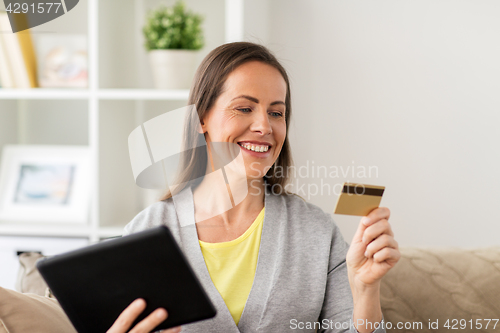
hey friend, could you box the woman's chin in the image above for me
[245,175,266,182]
[243,168,269,180]
[243,163,272,178]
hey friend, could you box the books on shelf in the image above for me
[0,12,38,89]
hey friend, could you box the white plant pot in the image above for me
[148,49,198,89]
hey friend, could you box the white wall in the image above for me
[255,0,500,247]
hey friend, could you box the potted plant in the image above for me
[143,0,204,89]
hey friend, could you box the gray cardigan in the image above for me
[123,185,386,333]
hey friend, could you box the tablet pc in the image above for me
[36,226,217,333]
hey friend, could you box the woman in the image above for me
[107,42,400,333]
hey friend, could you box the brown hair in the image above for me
[160,42,293,201]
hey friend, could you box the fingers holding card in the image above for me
[335,183,400,285]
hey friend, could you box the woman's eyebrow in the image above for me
[231,95,285,106]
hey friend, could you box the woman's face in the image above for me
[201,60,287,180]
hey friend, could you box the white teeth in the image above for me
[240,143,269,153]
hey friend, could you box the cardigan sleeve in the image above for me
[317,219,386,333]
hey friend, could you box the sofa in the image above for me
[0,252,76,332]
[1,248,499,332]
[380,247,500,333]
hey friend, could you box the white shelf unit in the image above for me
[0,0,244,244]
[0,89,190,100]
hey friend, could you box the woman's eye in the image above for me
[237,108,252,113]
[270,111,283,117]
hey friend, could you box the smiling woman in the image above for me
[111,42,400,333]
[158,42,294,202]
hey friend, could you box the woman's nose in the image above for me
[251,109,272,135]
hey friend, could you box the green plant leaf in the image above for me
[143,0,205,51]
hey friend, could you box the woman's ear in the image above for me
[197,118,205,134]
[197,108,213,134]
[198,110,210,134]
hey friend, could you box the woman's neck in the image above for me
[192,175,265,226]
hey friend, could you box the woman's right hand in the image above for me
[107,298,181,333]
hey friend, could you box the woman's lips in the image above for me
[237,142,272,158]
[238,142,270,152]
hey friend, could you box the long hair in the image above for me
[160,42,293,201]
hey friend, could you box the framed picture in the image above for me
[0,145,91,224]
[34,34,88,88]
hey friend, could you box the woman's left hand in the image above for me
[346,207,400,289]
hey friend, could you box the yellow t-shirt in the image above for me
[198,207,265,325]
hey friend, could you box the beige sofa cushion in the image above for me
[0,287,76,333]
[381,247,500,333]
[15,252,49,296]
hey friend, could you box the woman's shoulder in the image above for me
[122,198,177,236]
[272,191,338,232]
[279,192,331,217]
[270,191,349,262]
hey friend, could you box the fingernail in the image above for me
[364,251,369,257]
[134,299,144,307]
[361,217,370,225]
[156,308,167,318]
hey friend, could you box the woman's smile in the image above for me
[237,141,272,158]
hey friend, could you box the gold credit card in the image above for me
[333,182,385,216]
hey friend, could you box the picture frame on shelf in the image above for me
[34,34,88,88]
[0,145,91,224]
